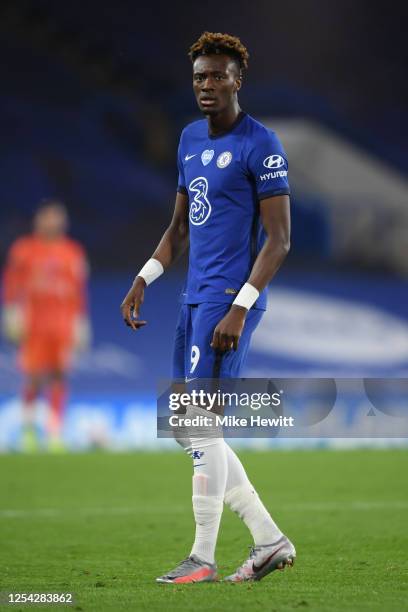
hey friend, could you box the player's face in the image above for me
[34,206,68,239]
[192,54,241,116]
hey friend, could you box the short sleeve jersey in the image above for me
[177,112,290,310]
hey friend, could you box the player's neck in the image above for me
[35,232,64,242]
[207,103,242,137]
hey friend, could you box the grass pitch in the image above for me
[0,450,407,611]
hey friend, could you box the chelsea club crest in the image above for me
[217,151,232,168]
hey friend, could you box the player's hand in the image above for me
[1,305,25,344]
[120,277,147,331]
[211,305,247,352]
[73,316,92,351]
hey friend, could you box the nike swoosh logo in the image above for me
[185,154,196,161]
[253,545,285,572]
[185,377,197,383]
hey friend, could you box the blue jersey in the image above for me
[177,112,290,310]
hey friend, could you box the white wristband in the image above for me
[136,258,164,286]
[232,282,260,310]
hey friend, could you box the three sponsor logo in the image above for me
[188,176,212,226]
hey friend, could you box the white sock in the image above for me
[190,472,224,564]
[187,405,227,564]
[224,443,283,545]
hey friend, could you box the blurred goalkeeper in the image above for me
[1,200,91,451]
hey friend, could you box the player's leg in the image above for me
[187,403,227,566]
[46,369,67,451]
[184,303,231,571]
[158,306,218,583]
[19,334,46,451]
[219,306,282,542]
[45,336,71,451]
[157,303,228,583]
[217,308,296,581]
[223,442,296,581]
[213,308,286,546]
[156,403,222,584]
[20,373,43,452]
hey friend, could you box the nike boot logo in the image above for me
[253,545,285,572]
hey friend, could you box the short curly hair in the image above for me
[189,32,249,72]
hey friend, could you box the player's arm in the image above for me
[2,240,26,304]
[211,195,290,352]
[151,192,190,268]
[1,240,29,343]
[120,192,189,331]
[246,195,291,291]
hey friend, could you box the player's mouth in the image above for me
[200,97,217,107]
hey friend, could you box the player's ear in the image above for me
[234,77,242,92]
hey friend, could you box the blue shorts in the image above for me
[172,302,263,380]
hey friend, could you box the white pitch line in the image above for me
[0,500,408,519]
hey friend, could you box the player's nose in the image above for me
[201,77,215,90]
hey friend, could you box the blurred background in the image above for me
[0,0,407,451]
